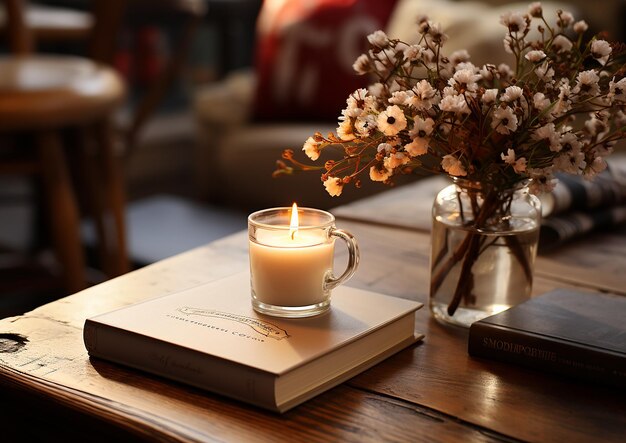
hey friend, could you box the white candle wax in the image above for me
[249,230,334,307]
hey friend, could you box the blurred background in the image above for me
[0,0,624,316]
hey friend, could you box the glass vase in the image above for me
[429,178,541,328]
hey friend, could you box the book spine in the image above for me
[468,323,626,388]
[83,320,279,410]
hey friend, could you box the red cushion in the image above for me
[252,0,398,122]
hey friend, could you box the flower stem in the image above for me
[430,230,472,296]
[504,235,534,284]
[447,232,481,316]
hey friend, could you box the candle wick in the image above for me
[291,230,296,240]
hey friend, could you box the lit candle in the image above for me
[249,203,334,308]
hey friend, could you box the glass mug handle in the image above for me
[324,227,360,291]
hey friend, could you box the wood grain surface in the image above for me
[0,186,625,442]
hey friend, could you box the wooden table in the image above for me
[1,177,625,442]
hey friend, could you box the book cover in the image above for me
[468,288,626,388]
[84,272,423,412]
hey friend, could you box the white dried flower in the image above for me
[501,148,516,164]
[609,77,626,102]
[404,45,424,62]
[441,155,467,176]
[535,62,554,81]
[355,114,376,136]
[498,63,514,79]
[369,165,391,182]
[559,132,582,155]
[440,93,470,114]
[411,117,435,138]
[354,120,370,137]
[502,86,524,102]
[377,105,407,136]
[323,177,343,196]
[450,49,471,65]
[421,48,436,63]
[302,137,320,161]
[449,69,481,92]
[533,123,561,151]
[344,89,367,118]
[404,138,429,157]
[584,156,607,178]
[501,149,528,173]
[406,117,435,157]
[591,40,611,66]
[482,89,498,105]
[389,90,411,106]
[455,62,478,73]
[500,11,528,34]
[416,16,430,34]
[533,92,551,112]
[529,167,557,193]
[480,64,496,81]
[551,35,573,53]
[427,22,448,44]
[557,11,575,28]
[572,70,600,96]
[352,54,370,74]
[528,2,542,17]
[337,118,355,141]
[375,48,397,72]
[384,152,410,170]
[554,151,586,174]
[554,81,572,115]
[573,20,588,34]
[492,106,518,134]
[349,88,368,102]
[525,50,546,62]
[367,30,389,48]
[409,80,438,110]
[377,143,392,154]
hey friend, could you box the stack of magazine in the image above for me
[539,158,626,251]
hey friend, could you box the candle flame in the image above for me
[289,203,298,240]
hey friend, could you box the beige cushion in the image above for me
[209,123,338,210]
[194,69,256,127]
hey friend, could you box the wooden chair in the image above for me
[90,0,206,155]
[0,0,206,152]
[0,0,129,293]
[0,1,93,43]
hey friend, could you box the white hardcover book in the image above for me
[83,272,423,412]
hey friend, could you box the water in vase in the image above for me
[429,216,540,328]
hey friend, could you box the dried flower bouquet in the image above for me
[275,2,626,318]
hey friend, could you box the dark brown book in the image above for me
[468,289,626,388]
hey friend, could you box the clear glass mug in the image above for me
[248,206,359,318]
